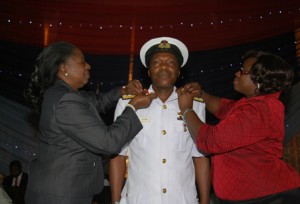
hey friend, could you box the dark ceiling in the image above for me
[0,0,300,54]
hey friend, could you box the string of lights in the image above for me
[2,8,300,30]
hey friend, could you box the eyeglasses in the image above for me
[240,68,250,75]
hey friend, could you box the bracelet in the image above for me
[126,103,136,112]
[112,202,120,204]
[183,108,194,122]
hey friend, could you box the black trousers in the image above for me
[218,188,300,204]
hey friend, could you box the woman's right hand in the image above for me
[128,89,157,110]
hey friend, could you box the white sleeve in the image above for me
[191,101,206,157]
[114,98,128,120]
[195,101,206,122]
[114,99,130,156]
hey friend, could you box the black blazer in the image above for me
[3,172,28,188]
[26,80,142,198]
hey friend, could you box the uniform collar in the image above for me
[149,85,178,103]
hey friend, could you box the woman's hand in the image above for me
[181,82,203,98]
[176,87,194,113]
[129,89,157,110]
[121,80,143,96]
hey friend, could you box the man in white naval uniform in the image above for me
[109,37,211,204]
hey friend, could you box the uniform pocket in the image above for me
[174,121,193,152]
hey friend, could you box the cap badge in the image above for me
[158,40,171,49]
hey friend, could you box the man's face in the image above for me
[11,166,21,178]
[148,52,180,89]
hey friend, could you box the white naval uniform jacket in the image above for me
[114,86,206,204]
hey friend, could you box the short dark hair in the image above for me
[242,50,265,62]
[9,160,22,171]
[244,51,294,94]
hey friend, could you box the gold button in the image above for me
[162,159,166,163]
[163,105,167,109]
[162,130,166,135]
[162,188,167,193]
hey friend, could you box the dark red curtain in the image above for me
[0,0,300,55]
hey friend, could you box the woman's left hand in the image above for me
[181,82,203,98]
[176,86,194,113]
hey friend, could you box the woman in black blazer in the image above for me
[24,41,156,204]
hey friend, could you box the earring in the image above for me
[64,73,68,77]
[257,83,260,89]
